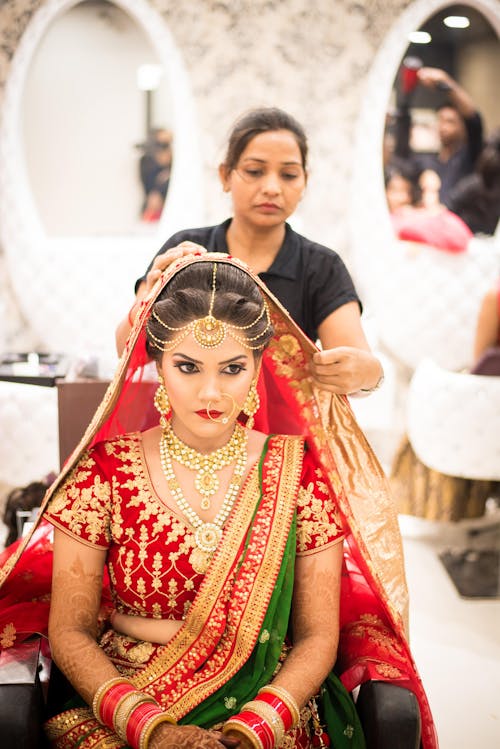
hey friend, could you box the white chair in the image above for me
[358,236,499,373]
[407,358,500,481]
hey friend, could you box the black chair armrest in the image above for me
[356,680,421,749]
[0,638,47,749]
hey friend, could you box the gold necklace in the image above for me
[161,422,247,510]
[159,433,248,574]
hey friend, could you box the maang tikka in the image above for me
[146,261,271,352]
[154,373,170,427]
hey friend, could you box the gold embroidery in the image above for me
[296,480,343,553]
[375,663,403,678]
[0,622,16,648]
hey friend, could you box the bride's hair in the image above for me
[145,261,274,362]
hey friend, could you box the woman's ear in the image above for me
[218,163,231,193]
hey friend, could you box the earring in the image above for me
[242,380,260,429]
[154,374,170,428]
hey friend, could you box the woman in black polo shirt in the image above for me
[116,108,383,395]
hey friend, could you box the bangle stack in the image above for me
[91,677,176,749]
[223,684,300,749]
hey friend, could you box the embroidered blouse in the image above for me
[45,434,344,620]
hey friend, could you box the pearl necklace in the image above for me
[161,422,247,510]
[159,428,248,574]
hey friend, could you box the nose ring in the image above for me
[207,394,239,424]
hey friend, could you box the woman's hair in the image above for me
[477,129,500,190]
[221,107,308,171]
[146,261,274,362]
[384,157,422,205]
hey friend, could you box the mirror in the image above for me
[383,3,500,240]
[349,0,500,373]
[22,0,174,236]
[0,0,203,362]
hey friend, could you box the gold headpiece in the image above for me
[146,262,272,352]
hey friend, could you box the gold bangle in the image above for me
[243,700,285,745]
[258,684,300,728]
[91,677,131,723]
[223,718,264,749]
[113,692,158,741]
[139,712,177,749]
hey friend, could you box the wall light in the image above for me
[444,15,470,29]
[136,64,163,92]
[408,31,432,44]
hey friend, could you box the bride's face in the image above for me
[160,330,258,449]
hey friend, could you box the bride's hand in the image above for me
[149,723,239,748]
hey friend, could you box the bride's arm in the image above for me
[271,541,343,705]
[48,528,122,703]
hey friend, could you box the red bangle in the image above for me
[100,683,135,727]
[237,710,274,749]
[254,692,293,733]
[126,702,164,749]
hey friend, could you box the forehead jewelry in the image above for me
[146,262,272,352]
[159,428,248,574]
[161,421,247,510]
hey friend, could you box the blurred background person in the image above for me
[393,64,484,207]
[448,129,500,236]
[139,127,173,222]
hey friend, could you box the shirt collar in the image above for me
[216,220,300,281]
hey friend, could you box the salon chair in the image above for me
[0,643,421,749]
[407,358,500,596]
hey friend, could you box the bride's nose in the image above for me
[198,376,222,403]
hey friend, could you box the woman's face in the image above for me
[385,174,413,213]
[220,129,306,228]
[160,331,258,450]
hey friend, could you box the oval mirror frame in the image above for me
[0,0,204,364]
[349,0,500,305]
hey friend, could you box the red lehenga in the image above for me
[0,254,438,749]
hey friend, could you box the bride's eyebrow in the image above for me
[218,355,249,365]
[172,353,202,364]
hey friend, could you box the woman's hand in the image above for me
[143,242,207,296]
[309,346,383,395]
[149,723,239,749]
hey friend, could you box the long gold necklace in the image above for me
[161,422,247,510]
[159,432,247,574]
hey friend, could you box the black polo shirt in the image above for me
[138,219,361,342]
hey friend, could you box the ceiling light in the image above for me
[408,31,432,44]
[444,15,470,29]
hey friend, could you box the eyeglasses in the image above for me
[155,142,171,151]
[233,166,305,188]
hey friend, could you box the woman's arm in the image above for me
[473,286,500,362]
[311,302,384,394]
[271,541,343,706]
[48,529,118,703]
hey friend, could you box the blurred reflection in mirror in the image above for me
[22,0,172,236]
[384,4,500,236]
[138,128,173,222]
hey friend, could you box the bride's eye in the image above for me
[223,363,246,375]
[175,361,199,374]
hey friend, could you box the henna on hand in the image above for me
[149,723,239,749]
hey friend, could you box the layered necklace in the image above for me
[161,422,247,510]
[159,424,248,574]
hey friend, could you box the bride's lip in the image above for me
[196,409,223,419]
